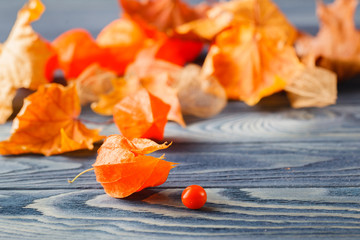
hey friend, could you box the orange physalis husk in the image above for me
[74,63,117,105]
[91,76,141,116]
[52,29,108,79]
[295,0,360,80]
[92,135,176,198]
[216,0,297,44]
[119,0,208,35]
[120,3,204,65]
[170,64,227,118]
[96,17,149,75]
[200,0,301,105]
[202,24,301,105]
[126,46,186,126]
[174,7,234,41]
[285,65,337,108]
[126,45,183,79]
[154,36,203,66]
[113,88,171,141]
[92,46,186,127]
[175,0,296,42]
[0,0,57,124]
[0,83,103,156]
[141,74,185,127]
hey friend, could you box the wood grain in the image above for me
[1,187,360,239]
[0,91,360,238]
[0,0,360,239]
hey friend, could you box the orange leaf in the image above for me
[0,0,57,123]
[119,0,208,34]
[93,135,174,198]
[96,17,148,75]
[113,88,171,140]
[295,0,360,80]
[0,84,103,156]
[52,29,108,79]
[74,63,117,105]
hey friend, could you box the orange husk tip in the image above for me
[113,88,171,141]
[93,135,176,198]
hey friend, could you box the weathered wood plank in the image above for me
[0,140,359,190]
[0,187,360,239]
[0,1,360,239]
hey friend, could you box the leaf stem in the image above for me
[68,168,94,183]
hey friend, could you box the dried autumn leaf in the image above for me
[52,29,108,79]
[285,66,337,108]
[113,88,171,140]
[93,135,175,198]
[295,0,360,80]
[119,0,208,34]
[96,17,148,75]
[0,0,57,124]
[0,84,103,156]
[75,63,116,105]
[171,64,227,118]
[203,24,301,105]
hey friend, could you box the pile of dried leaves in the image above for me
[0,0,358,196]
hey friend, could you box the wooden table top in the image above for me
[1,1,360,239]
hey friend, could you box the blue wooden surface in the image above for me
[1,0,360,239]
